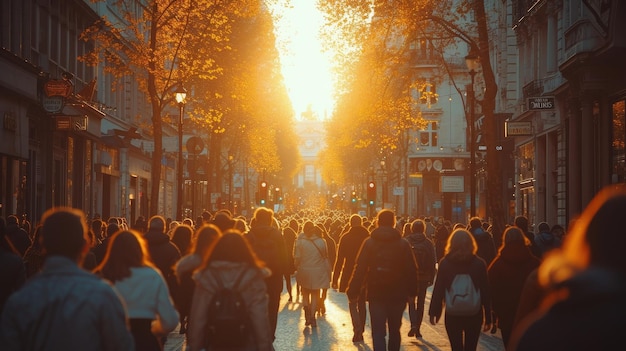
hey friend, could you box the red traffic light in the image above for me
[368,181,375,188]
[260,181,267,188]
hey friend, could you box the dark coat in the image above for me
[488,242,540,334]
[404,232,437,283]
[429,255,492,323]
[470,227,497,266]
[332,225,369,292]
[346,225,417,302]
[0,246,25,315]
[510,268,626,351]
[246,225,289,281]
[434,224,450,262]
[6,224,31,257]
[143,229,181,290]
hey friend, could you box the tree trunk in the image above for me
[148,1,162,216]
[473,0,505,234]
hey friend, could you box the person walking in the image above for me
[144,215,182,295]
[509,185,626,351]
[347,209,418,350]
[533,222,561,258]
[5,215,31,257]
[245,207,289,341]
[282,219,299,302]
[468,217,497,267]
[487,226,540,348]
[294,221,331,327]
[404,218,437,339]
[188,231,272,351]
[0,207,134,350]
[332,214,370,342]
[429,228,492,351]
[95,230,179,351]
[174,224,222,334]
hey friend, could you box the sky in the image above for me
[271,1,336,120]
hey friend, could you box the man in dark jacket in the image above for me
[468,217,497,266]
[144,215,181,292]
[246,207,288,342]
[5,215,31,257]
[347,209,418,350]
[404,219,437,338]
[332,214,370,342]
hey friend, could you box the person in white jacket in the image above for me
[95,230,179,351]
[294,221,331,327]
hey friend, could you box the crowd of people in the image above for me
[1,183,625,351]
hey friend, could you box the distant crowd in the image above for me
[1,184,625,351]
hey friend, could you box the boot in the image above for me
[304,306,311,326]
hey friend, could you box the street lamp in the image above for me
[175,83,187,221]
[465,51,479,217]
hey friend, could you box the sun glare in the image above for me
[271,1,335,120]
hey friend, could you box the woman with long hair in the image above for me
[188,230,272,351]
[294,221,331,327]
[95,230,179,351]
[428,229,492,351]
[174,224,222,334]
[488,226,540,348]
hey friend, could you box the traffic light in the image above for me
[367,181,376,206]
[351,191,357,204]
[259,180,268,206]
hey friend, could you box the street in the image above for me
[165,278,505,351]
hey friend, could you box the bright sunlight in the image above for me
[271,1,335,120]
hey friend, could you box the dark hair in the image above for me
[41,207,88,260]
[171,224,193,255]
[205,231,263,268]
[377,209,396,227]
[252,207,274,226]
[95,230,153,283]
[411,219,426,234]
[192,224,222,263]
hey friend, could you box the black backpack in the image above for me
[205,270,250,348]
[407,236,436,282]
[368,240,403,286]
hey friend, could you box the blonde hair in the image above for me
[444,229,477,262]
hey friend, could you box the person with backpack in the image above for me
[404,218,437,339]
[245,207,289,342]
[294,221,331,327]
[188,231,272,351]
[429,228,492,351]
[347,209,418,350]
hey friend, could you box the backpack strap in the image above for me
[309,238,328,259]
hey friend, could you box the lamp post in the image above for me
[175,83,187,221]
[465,52,479,217]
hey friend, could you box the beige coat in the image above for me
[294,233,331,290]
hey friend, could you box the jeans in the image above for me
[349,288,367,334]
[408,282,428,331]
[369,299,407,351]
[444,311,483,351]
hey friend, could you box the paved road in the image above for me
[165,278,505,351]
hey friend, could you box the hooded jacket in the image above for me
[470,227,497,266]
[347,225,417,302]
[143,228,181,289]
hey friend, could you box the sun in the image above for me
[271,1,335,120]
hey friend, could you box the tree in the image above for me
[320,0,504,231]
[81,0,297,216]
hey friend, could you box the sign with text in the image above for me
[527,96,555,110]
[440,176,465,193]
[505,121,533,137]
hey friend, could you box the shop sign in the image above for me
[42,96,64,113]
[44,79,73,97]
[505,121,533,137]
[527,96,555,110]
[54,115,87,131]
[440,176,465,193]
